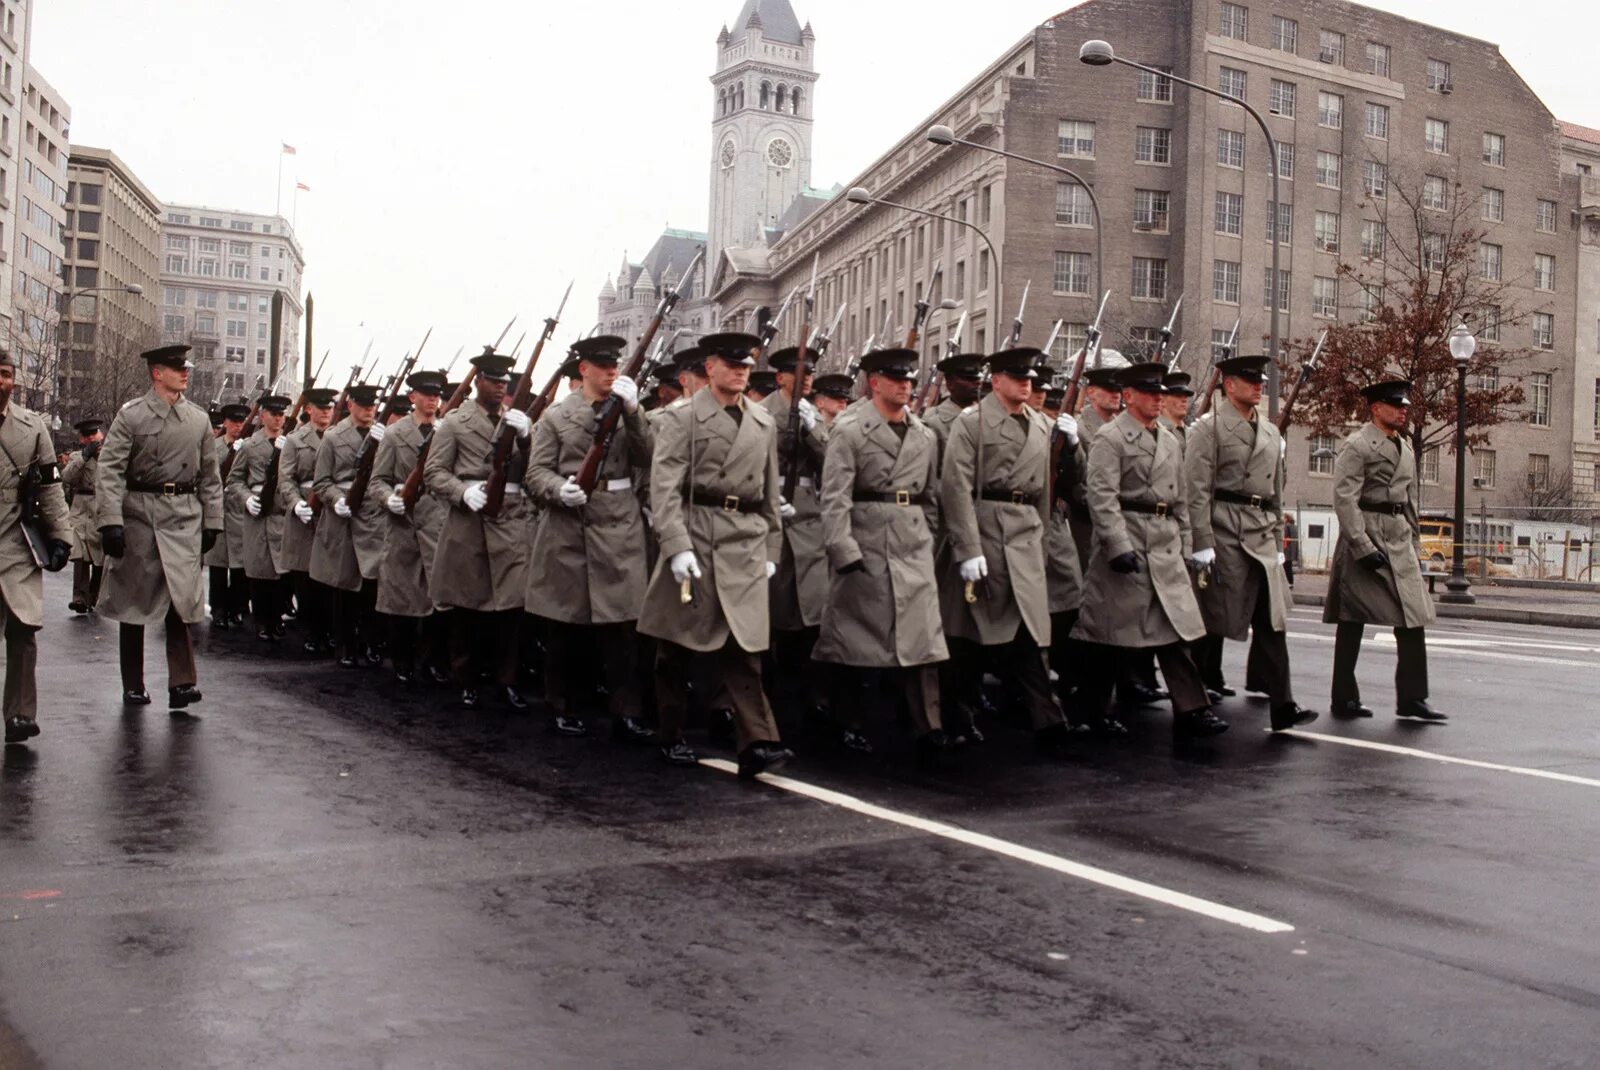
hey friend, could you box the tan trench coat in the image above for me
[938,393,1052,647]
[95,389,224,625]
[224,429,286,582]
[310,418,388,591]
[275,421,323,573]
[205,434,247,568]
[812,405,947,668]
[920,397,965,465]
[1323,423,1435,629]
[638,389,782,654]
[370,415,445,618]
[1185,403,1291,640]
[523,390,653,624]
[1073,410,1204,647]
[0,402,71,628]
[423,401,531,613]
[761,390,830,630]
[61,448,102,564]
[1046,437,1086,614]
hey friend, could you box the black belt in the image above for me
[127,479,198,496]
[853,489,928,506]
[1120,498,1174,517]
[980,488,1039,506]
[1359,499,1406,516]
[1215,488,1279,511]
[690,491,762,514]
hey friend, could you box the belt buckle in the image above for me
[722,495,740,512]
[895,489,911,506]
[1249,494,1264,509]
[1011,491,1027,505]
[162,481,179,496]
[1154,501,1169,518]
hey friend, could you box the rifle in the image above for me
[782,255,819,500]
[1154,294,1184,366]
[219,374,266,480]
[443,346,465,376]
[913,308,967,414]
[1168,341,1187,373]
[346,330,431,511]
[1277,329,1328,434]
[575,249,702,494]
[904,261,943,351]
[1193,315,1241,420]
[1053,291,1111,506]
[1007,279,1031,348]
[398,315,518,512]
[1040,319,1064,375]
[758,287,799,363]
[483,282,573,517]
[261,351,329,517]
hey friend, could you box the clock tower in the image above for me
[708,1,817,277]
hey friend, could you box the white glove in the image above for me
[503,408,531,438]
[1191,547,1217,569]
[273,436,286,450]
[246,494,262,517]
[558,475,588,508]
[1279,438,1287,460]
[367,422,386,444]
[959,556,989,583]
[462,482,488,512]
[333,498,352,518]
[386,493,407,516]
[765,560,777,580]
[1277,551,1287,567]
[669,550,702,583]
[612,376,640,414]
[230,438,244,453]
[294,500,314,524]
[779,496,797,520]
[1055,413,1079,445]
[642,506,654,528]
[798,398,817,432]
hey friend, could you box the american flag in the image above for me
[281,143,297,155]
[296,182,310,192]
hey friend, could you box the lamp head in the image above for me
[926,124,956,146]
[845,186,874,206]
[125,284,144,295]
[1448,323,1476,366]
[938,299,960,311]
[1078,40,1115,65]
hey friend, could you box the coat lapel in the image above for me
[696,389,739,448]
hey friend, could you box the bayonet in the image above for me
[493,315,517,351]
[946,310,968,357]
[1278,328,1330,434]
[814,302,847,353]
[1085,289,1112,369]
[1008,279,1032,348]
[443,345,464,375]
[1041,319,1064,367]
[1155,294,1184,364]
[1168,341,1186,372]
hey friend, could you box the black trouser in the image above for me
[829,663,941,738]
[946,631,1063,733]
[291,571,332,647]
[332,579,379,659]
[768,625,828,715]
[654,638,780,751]
[543,619,641,721]
[1077,642,1210,723]
[250,577,282,635]
[2,597,39,723]
[120,606,197,692]
[71,560,103,608]
[209,566,247,618]
[390,612,447,676]
[1049,608,1088,710]
[1194,634,1227,692]
[1332,622,1428,709]
[448,609,521,688]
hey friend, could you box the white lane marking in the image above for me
[1285,631,1596,669]
[1288,612,1600,651]
[1272,730,1600,789]
[698,759,1295,935]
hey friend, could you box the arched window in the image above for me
[791,87,802,115]
[734,84,744,110]
[759,81,770,109]
[775,85,787,113]
[718,89,727,116]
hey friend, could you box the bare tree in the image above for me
[1513,464,1589,524]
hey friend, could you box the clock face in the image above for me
[767,138,793,168]
[720,140,736,168]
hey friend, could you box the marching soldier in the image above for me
[1072,362,1225,738]
[62,417,105,614]
[939,347,1076,754]
[0,350,72,744]
[524,336,654,741]
[1160,371,1192,450]
[311,384,389,667]
[1077,364,1123,442]
[372,370,450,684]
[384,395,412,426]
[1044,396,1091,726]
[424,350,533,710]
[1324,380,1445,721]
[95,344,224,709]
[206,401,250,628]
[745,369,777,403]
[811,372,853,425]
[227,393,291,640]
[919,353,982,461]
[278,387,336,653]
[1184,356,1317,732]
[812,348,951,759]
[637,332,792,778]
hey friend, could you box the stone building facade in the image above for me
[10,64,70,413]
[1560,122,1600,512]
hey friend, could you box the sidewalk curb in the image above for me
[1291,592,1600,630]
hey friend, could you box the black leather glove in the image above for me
[838,559,866,575]
[100,525,126,558]
[1110,551,1142,575]
[201,528,221,554]
[1359,549,1391,571]
[45,539,71,572]
[83,441,101,460]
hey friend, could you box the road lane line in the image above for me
[698,758,1295,935]
[1272,730,1600,789]
[1285,631,1595,669]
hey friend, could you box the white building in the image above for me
[10,62,70,413]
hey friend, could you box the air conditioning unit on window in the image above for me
[1320,49,1338,62]
[1439,82,1453,94]
[1318,239,1339,253]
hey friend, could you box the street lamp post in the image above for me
[1079,39,1283,420]
[924,124,1103,304]
[1441,323,1477,605]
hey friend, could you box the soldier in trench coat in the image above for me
[62,418,105,613]
[225,394,291,641]
[205,403,250,627]
[1323,379,1444,722]
[277,389,336,652]
[311,384,390,666]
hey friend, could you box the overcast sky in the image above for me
[33,0,1597,387]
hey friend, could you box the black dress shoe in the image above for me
[914,730,956,767]
[738,742,793,779]
[337,654,358,669]
[394,666,414,685]
[460,688,479,709]
[1332,700,1374,719]
[168,684,203,709]
[272,621,287,638]
[1206,688,1224,704]
[707,707,735,743]
[4,717,40,743]
[1174,707,1229,739]
[502,687,529,711]
[611,717,656,744]
[839,728,874,754]
[1125,683,1166,708]
[552,715,588,736]
[1214,685,1237,698]
[1270,703,1320,731]
[124,688,152,707]
[1397,700,1448,722]
[1096,716,1130,738]
[427,665,452,685]
[364,648,383,666]
[256,627,273,641]
[212,617,231,631]
[1035,722,1078,758]
[67,600,87,614]
[303,639,323,655]
[661,740,699,766]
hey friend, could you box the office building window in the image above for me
[1475,449,1496,489]
[1319,30,1345,64]
[1423,233,1445,273]
[196,290,218,309]
[1273,142,1295,180]
[1482,132,1505,167]
[1532,312,1553,350]
[1529,373,1553,426]
[1053,251,1091,295]
[1481,187,1504,223]
[1135,127,1171,164]
[1312,275,1338,317]
[1052,324,1088,363]
[1219,67,1247,101]
[1269,79,1296,117]
[1317,91,1342,128]
[1536,199,1557,233]
[163,314,185,334]
[1057,120,1095,158]
[1366,41,1391,77]
[1422,175,1449,210]
[1420,446,1440,485]
[1478,306,1501,343]
[1215,190,1243,235]
[1364,102,1389,139]
[1357,284,1380,322]
[1265,201,1293,244]
[1363,160,1387,198]
[1361,219,1385,259]
[1137,66,1173,102]
[1220,3,1248,40]
[1217,128,1245,169]
[1271,15,1297,52]
[1056,182,1093,226]
[1424,118,1449,154]
[1134,189,1170,231]
[163,287,186,306]
[1211,329,1234,361]
[1131,257,1168,299]
[1316,151,1341,188]
[1534,253,1555,291]
[1213,259,1241,303]
[228,293,248,311]
[1527,453,1550,490]
[1262,268,1290,312]
[1309,434,1337,475]
[1314,210,1340,251]
[1427,58,1451,91]
[1479,241,1502,280]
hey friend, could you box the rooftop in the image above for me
[731,0,803,45]
[1559,121,1600,146]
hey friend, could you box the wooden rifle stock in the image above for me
[483,315,564,518]
[260,376,320,518]
[783,315,815,500]
[1193,367,1224,419]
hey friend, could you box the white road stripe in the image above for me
[1285,631,1595,669]
[1272,730,1600,789]
[699,758,1295,935]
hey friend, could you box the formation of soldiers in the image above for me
[3,312,1449,766]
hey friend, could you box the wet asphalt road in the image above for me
[2,573,1598,1069]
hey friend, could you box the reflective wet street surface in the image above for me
[3,576,1598,1068]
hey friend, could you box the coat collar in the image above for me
[693,386,746,446]
[1113,409,1158,457]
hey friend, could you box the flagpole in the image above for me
[275,148,283,217]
